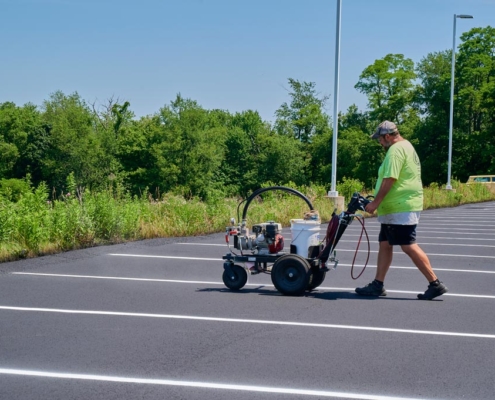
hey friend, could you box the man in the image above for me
[355,121,448,300]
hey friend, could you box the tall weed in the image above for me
[1,181,494,262]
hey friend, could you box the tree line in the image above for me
[1,26,494,201]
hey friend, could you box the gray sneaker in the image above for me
[417,282,448,300]
[355,281,387,297]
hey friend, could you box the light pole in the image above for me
[446,13,473,190]
[328,0,341,197]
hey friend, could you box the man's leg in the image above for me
[375,240,393,282]
[401,243,448,300]
[400,243,437,282]
[355,238,391,297]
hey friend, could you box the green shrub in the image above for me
[0,177,32,202]
[1,179,494,262]
[337,177,366,203]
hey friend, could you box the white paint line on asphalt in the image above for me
[0,305,494,339]
[177,243,230,246]
[179,241,495,250]
[108,250,495,268]
[11,273,222,285]
[109,254,221,261]
[424,216,495,219]
[419,224,495,229]
[368,230,495,236]
[428,217,495,221]
[0,368,424,400]
[420,236,495,241]
[306,240,495,248]
[368,241,495,248]
[356,265,495,274]
[358,228,495,234]
[110,250,495,260]
[334,249,495,259]
[10,273,495,298]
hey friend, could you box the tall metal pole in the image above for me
[329,0,341,197]
[447,14,473,190]
[446,14,457,191]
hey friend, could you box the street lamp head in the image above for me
[456,14,473,19]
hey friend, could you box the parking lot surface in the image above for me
[1,201,494,399]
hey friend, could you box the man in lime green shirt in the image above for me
[355,121,448,300]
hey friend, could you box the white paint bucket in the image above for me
[290,219,320,257]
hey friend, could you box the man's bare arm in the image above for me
[365,177,396,214]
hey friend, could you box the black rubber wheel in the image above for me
[222,264,248,290]
[271,254,311,296]
[307,270,326,291]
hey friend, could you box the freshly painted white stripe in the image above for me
[335,229,495,236]
[415,231,495,236]
[420,225,495,230]
[409,236,495,242]
[11,272,495,298]
[109,251,495,263]
[417,225,495,231]
[12,272,222,285]
[419,220,493,231]
[108,250,495,274]
[418,242,495,248]
[0,305,494,338]
[424,216,495,219]
[335,239,495,248]
[0,368,422,400]
[327,249,495,259]
[109,254,221,261]
[178,243,229,246]
[362,227,495,233]
[352,265,495,274]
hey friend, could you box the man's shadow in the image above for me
[196,287,419,301]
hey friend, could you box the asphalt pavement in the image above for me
[1,201,494,400]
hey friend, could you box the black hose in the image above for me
[241,186,315,221]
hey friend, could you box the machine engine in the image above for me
[227,221,284,254]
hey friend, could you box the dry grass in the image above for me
[1,182,494,263]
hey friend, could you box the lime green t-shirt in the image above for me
[375,140,423,216]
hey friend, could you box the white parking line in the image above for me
[388,230,495,236]
[344,240,495,248]
[424,216,495,220]
[341,224,495,228]
[107,253,495,273]
[0,305,494,338]
[346,235,495,242]
[419,224,495,229]
[110,250,495,260]
[0,368,425,400]
[10,273,495,299]
[355,229,495,236]
[332,249,495,259]
[182,241,495,249]
[109,254,221,261]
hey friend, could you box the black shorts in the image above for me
[378,224,417,246]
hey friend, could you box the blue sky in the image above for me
[1,0,493,123]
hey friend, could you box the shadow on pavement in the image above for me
[196,287,418,301]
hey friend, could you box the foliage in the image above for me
[336,177,366,203]
[1,180,493,262]
[0,25,494,261]
[0,176,32,202]
[355,54,417,124]
[274,78,331,143]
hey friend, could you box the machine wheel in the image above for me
[222,264,248,290]
[271,254,311,296]
[307,270,326,291]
